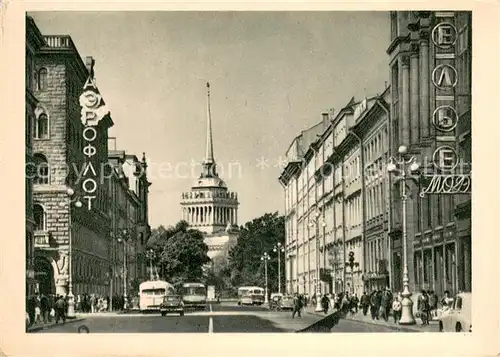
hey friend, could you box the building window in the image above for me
[37,68,48,90]
[25,111,32,147]
[390,12,398,40]
[33,204,46,231]
[26,55,33,90]
[33,153,50,185]
[35,113,49,139]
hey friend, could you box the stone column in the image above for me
[401,55,411,146]
[410,50,420,145]
[419,33,430,138]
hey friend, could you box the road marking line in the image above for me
[208,317,213,333]
[210,304,212,312]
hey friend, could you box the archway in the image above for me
[34,256,54,295]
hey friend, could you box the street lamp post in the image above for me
[261,252,270,304]
[117,229,130,310]
[308,211,327,312]
[273,242,285,294]
[387,145,420,325]
[65,188,82,318]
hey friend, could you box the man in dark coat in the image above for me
[370,290,379,320]
[292,293,303,318]
[54,295,67,324]
[321,294,330,314]
[40,293,50,324]
[360,292,370,316]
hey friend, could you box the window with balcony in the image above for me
[34,204,46,231]
[37,68,48,91]
[35,113,49,139]
[33,153,50,185]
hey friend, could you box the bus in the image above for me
[139,280,175,312]
[180,282,207,310]
[237,286,265,306]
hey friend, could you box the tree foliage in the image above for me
[221,212,285,294]
[148,220,211,285]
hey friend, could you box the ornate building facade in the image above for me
[108,145,152,297]
[26,16,46,297]
[280,88,391,297]
[27,16,153,301]
[387,11,472,300]
[180,83,239,261]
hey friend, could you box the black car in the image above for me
[159,295,184,316]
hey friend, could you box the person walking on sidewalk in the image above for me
[351,294,359,314]
[321,294,330,314]
[292,293,303,319]
[370,290,379,320]
[417,290,430,325]
[54,295,67,324]
[391,296,402,324]
[40,293,50,324]
[360,292,370,316]
[380,288,392,321]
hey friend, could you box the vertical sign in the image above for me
[421,12,471,196]
[79,77,108,209]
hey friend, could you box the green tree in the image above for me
[227,212,285,294]
[147,220,211,285]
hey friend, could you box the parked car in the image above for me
[159,295,184,316]
[269,293,283,310]
[438,292,471,332]
[279,295,294,311]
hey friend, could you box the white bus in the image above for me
[238,286,265,306]
[181,282,207,310]
[139,280,175,312]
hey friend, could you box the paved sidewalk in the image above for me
[27,317,85,333]
[341,311,439,332]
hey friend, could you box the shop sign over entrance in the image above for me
[421,12,471,196]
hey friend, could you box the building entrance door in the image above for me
[34,256,54,295]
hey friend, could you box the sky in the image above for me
[29,11,390,228]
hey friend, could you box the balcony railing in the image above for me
[43,35,77,50]
[34,230,50,247]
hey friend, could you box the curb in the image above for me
[27,318,86,333]
[341,316,429,332]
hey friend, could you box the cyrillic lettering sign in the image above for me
[79,77,107,210]
[420,174,471,196]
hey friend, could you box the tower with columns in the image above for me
[180,82,239,260]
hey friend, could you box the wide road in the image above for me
[34,303,410,333]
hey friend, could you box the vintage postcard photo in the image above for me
[2,2,499,356]
[23,10,473,334]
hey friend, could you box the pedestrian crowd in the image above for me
[287,288,456,326]
[26,293,71,328]
[26,292,130,329]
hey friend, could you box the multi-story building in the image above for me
[30,21,114,296]
[25,16,46,297]
[387,11,472,298]
[108,143,151,297]
[280,89,391,297]
[180,83,239,265]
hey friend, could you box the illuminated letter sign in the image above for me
[420,174,471,196]
[422,13,470,196]
[79,76,107,210]
[432,146,458,172]
[433,106,458,132]
[432,64,458,89]
[431,22,457,49]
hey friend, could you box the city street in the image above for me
[32,303,422,333]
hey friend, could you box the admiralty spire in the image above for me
[180,82,239,261]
